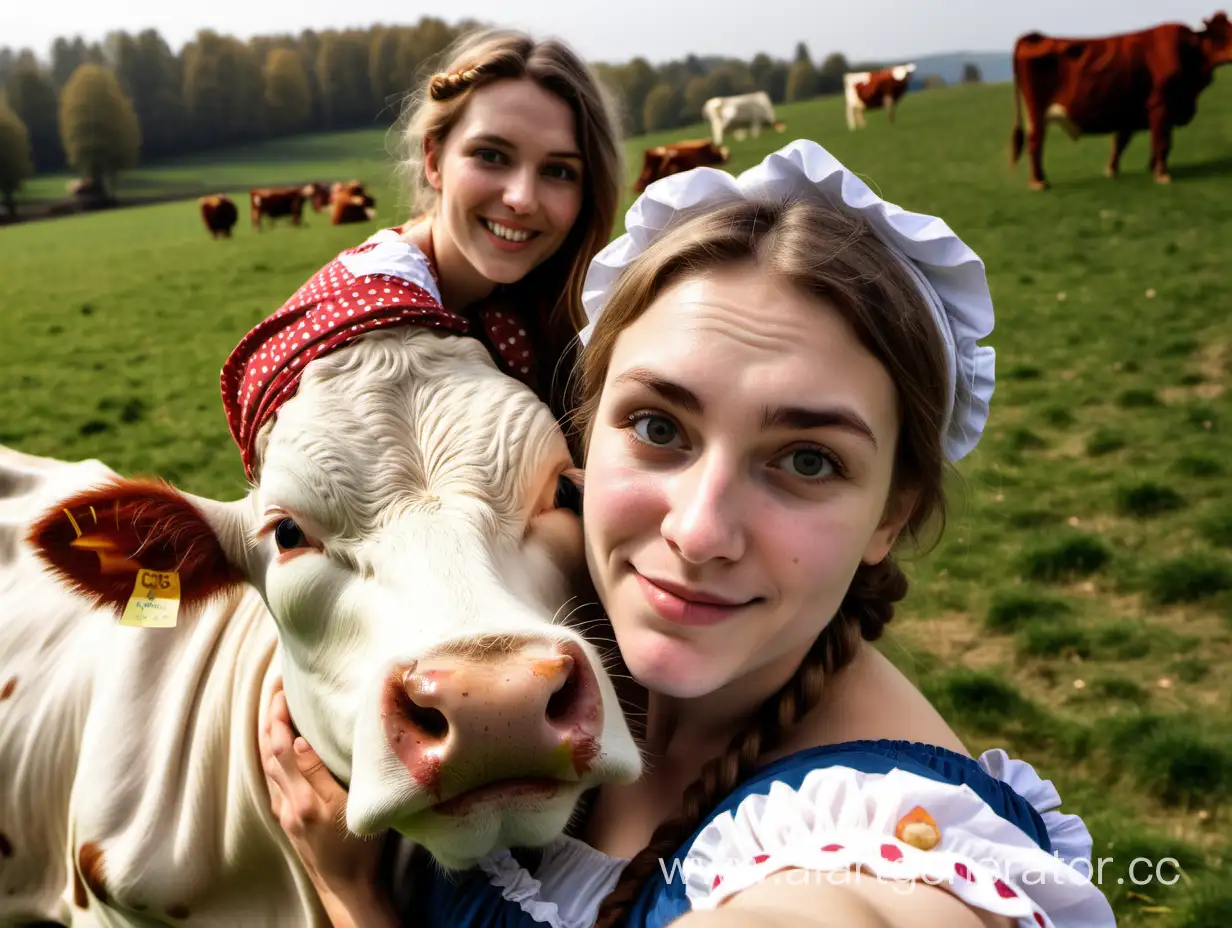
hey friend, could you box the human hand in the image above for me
[259,678,390,922]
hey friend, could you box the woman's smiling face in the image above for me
[582,266,910,699]
[425,77,585,291]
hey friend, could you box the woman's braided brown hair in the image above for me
[427,66,486,101]
[569,198,955,927]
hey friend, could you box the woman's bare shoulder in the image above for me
[772,641,969,760]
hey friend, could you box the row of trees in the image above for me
[0,19,472,174]
[0,18,975,217]
[0,62,139,214]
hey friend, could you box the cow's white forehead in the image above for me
[254,328,571,543]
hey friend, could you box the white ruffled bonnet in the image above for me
[578,139,996,461]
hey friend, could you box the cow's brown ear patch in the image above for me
[27,477,243,616]
[0,677,13,700]
[77,842,108,904]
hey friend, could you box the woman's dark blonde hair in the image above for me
[396,28,624,346]
[576,197,958,927]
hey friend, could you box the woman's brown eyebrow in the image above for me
[613,368,701,414]
[615,367,877,447]
[761,406,878,448]
[471,133,581,160]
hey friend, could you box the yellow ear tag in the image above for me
[120,569,181,628]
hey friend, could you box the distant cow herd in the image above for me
[199,179,377,239]
[197,12,1232,229]
[187,10,1232,236]
[636,10,1231,192]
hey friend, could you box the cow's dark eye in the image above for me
[554,474,582,515]
[274,518,307,550]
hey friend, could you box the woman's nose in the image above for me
[502,168,538,216]
[661,457,746,564]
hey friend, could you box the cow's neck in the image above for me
[64,586,329,924]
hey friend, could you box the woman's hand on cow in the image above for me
[259,678,399,928]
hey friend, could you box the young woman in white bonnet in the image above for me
[261,139,1116,928]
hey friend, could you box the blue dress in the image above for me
[400,740,1115,928]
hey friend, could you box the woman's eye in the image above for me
[274,517,308,551]
[632,414,680,447]
[777,449,836,479]
[544,164,577,181]
[475,148,504,164]
[554,474,582,515]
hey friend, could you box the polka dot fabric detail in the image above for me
[220,236,539,479]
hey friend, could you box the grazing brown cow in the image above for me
[330,179,366,202]
[633,139,730,192]
[330,184,377,225]
[1010,12,1232,189]
[843,64,917,129]
[248,186,306,230]
[199,194,238,239]
[303,182,332,212]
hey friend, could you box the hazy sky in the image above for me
[3,1,1220,64]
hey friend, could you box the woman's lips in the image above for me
[634,571,753,626]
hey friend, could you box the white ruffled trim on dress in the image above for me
[577,139,996,462]
[978,748,1093,869]
[682,764,1115,928]
[478,849,567,928]
[336,227,444,307]
[479,836,629,928]
[475,751,1113,928]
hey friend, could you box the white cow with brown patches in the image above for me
[0,310,640,924]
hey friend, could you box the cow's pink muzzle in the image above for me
[381,640,604,811]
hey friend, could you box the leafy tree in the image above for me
[316,31,372,129]
[5,61,62,170]
[265,48,311,134]
[182,31,267,147]
[369,28,402,115]
[58,63,140,200]
[786,59,817,102]
[0,103,33,217]
[642,84,677,132]
[817,52,850,95]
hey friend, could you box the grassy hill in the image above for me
[2,79,1231,925]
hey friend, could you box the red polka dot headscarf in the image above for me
[221,228,541,480]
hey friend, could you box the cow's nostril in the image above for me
[546,659,581,724]
[397,688,450,740]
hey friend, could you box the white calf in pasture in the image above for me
[702,91,786,147]
[0,244,641,926]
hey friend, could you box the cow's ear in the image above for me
[27,476,249,616]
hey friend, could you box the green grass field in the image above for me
[3,80,1231,924]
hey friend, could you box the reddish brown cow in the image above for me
[330,182,377,225]
[304,182,332,212]
[249,187,307,230]
[843,64,917,129]
[633,139,730,192]
[1011,12,1232,189]
[199,194,238,239]
[330,180,366,202]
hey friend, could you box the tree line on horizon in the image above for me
[0,17,980,218]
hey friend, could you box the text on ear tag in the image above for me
[120,569,181,628]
